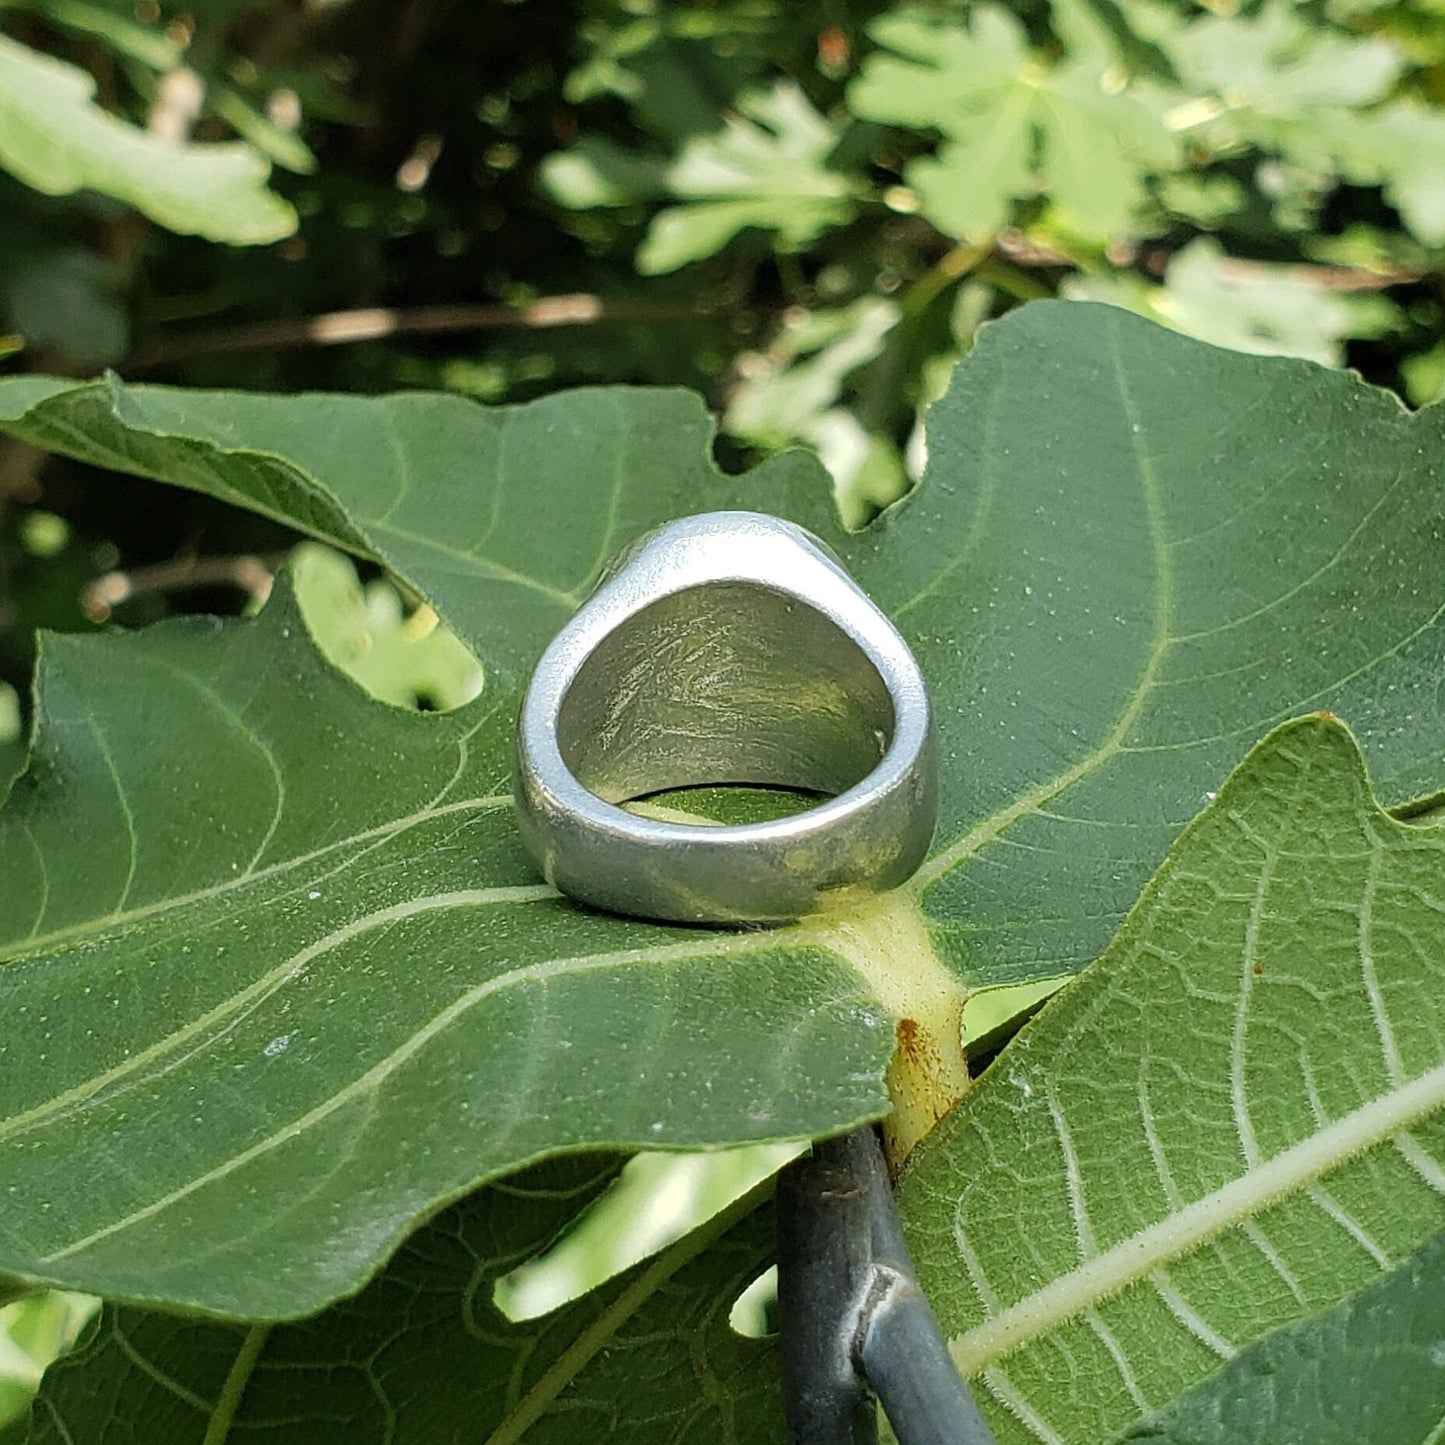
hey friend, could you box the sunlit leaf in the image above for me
[544,80,855,275]
[638,82,856,274]
[0,33,295,244]
[850,7,1178,240]
[1163,9,1445,245]
[290,542,482,712]
[1066,239,1396,366]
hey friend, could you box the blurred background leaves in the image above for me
[2,0,1443,752]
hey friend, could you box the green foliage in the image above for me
[534,0,1445,493]
[0,379,887,1318]
[722,296,905,524]
[1117,1229,1445,1444]
[546,80,857,275]
[1,0,1444,1438]
[849,6,1179,240]
[0,303,1442,1388]
[0,1292,92,1431]
[1160,5,1445,246]
[1067,238,1396,365]
[290,543,482,713]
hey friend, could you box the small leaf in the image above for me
[636,81,856,273]
[1066,238,1394,366]
[1165,8,1404,111]
[11,1160,781,1444]
[6,0,182,70]
[1316,104,1445,248]
[897,717,1445,1441]
[722,297,904,524]
[1162,10,1445,246]
[207,85,317,176]
[538,134,670,209]
[0,34,295,244]
[959,976,1068,1058]
[850,8,1034,238]
[724,298,900,447]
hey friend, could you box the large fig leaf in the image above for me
[0,302,1443,1319]
[897,716,1445,1441]
[2,1157,781,1444]
[0,575,891,1319]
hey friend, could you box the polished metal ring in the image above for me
[513,511,937,924]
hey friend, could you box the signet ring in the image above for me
[513,511,937,924]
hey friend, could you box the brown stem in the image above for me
[1211,258,1421,291]
[124,295,720,371]
[83,554,278,622]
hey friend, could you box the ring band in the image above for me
[513,511,937,923]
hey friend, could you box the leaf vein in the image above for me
[949,1059,1445,1373]
[1168,455,1408,645]
[5,791,512,960]
[1150,1269,1235,1359]
[39,925,775,1263]
[0,884,558,1143]
[370,519,580,609]
[914,312,1172,888]
[87,711,138,915]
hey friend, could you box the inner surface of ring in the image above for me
[556,583,895,806]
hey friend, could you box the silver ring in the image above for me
[513,511,937,923]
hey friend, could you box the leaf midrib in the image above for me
[915,317,1173,888]
[3,791,511,961]
[38,921,788,1269]
[948,1057,1445,1375]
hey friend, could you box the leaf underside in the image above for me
[898,716,1445,1443]
[0,302,1441,1322]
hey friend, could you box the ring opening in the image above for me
[556,583,895,806]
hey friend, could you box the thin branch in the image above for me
[124,295,722,371]
[83,554,277,622]
[1212,257,1421,291]
[777,1128,997,1445]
